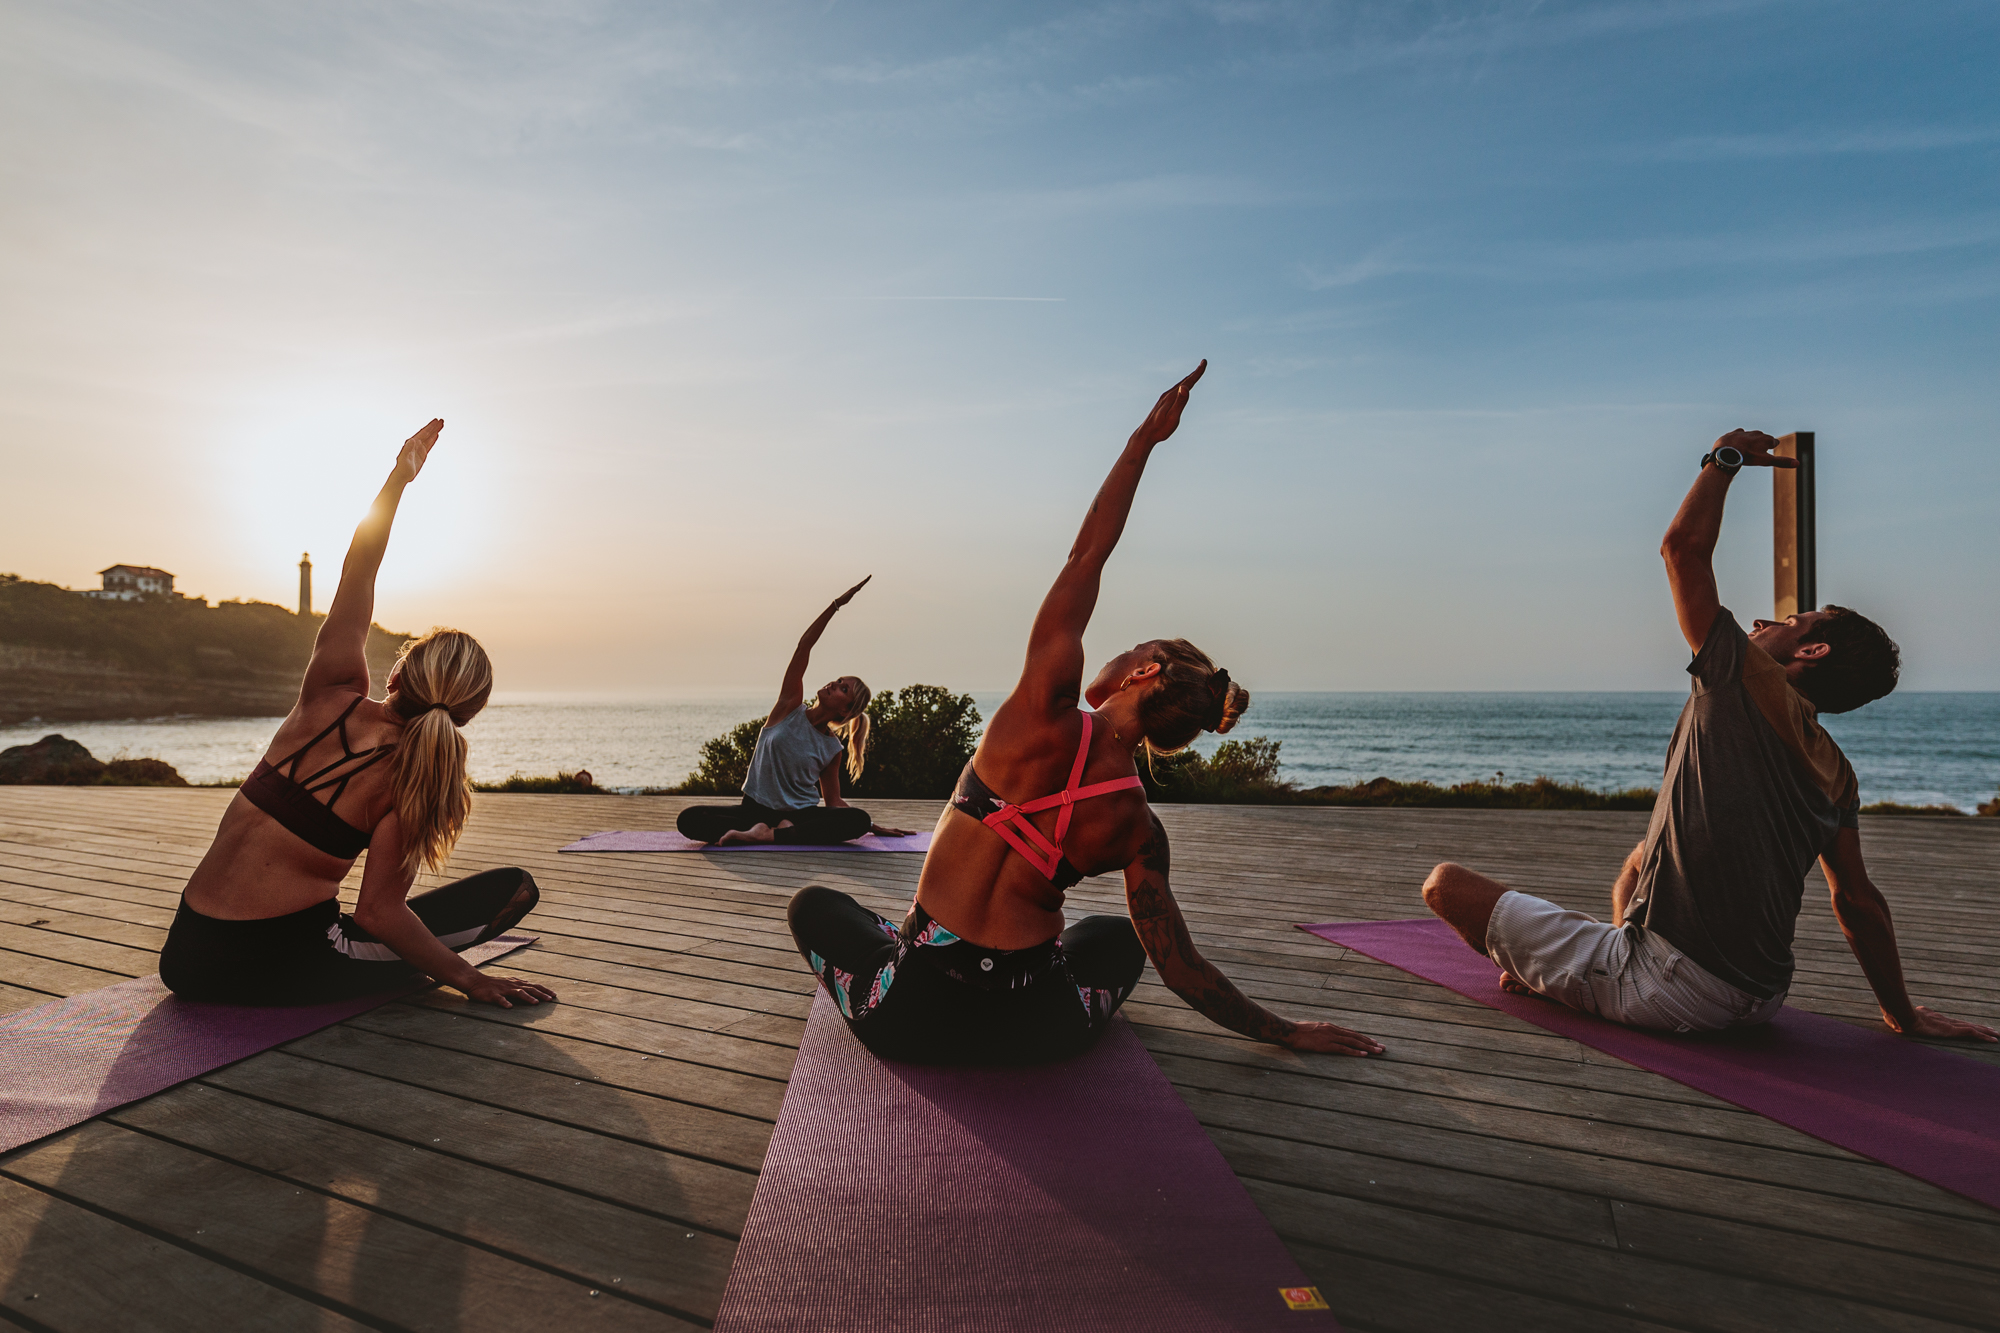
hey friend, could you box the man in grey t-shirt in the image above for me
[1420,430,1995,1042]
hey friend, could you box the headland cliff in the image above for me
[0,575,409,725]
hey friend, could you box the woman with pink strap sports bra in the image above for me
[787,363,1383,1064]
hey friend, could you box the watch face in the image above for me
[1715,446,1744,468]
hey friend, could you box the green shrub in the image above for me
[1860,801,1970,817]
[1300,775,1657,810]
[1141,737,1292,803]
[670,718,767,795]
[844,685,982,799]
[668,685,984,799]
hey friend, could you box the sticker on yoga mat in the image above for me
[1282,1286,1331,1311]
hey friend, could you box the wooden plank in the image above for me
[0,1175,368,1333]
[108,1083,735,1321]
[4,785,1998,1332]
[2,1123,684,1332]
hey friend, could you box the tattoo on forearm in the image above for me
[1128,817,1288,1043]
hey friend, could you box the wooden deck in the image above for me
[2,787,1996,1332]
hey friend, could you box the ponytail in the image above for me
[387,628,493,876]
[833,678,873,782]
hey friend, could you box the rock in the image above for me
[0,734,190,786]
[0,734,106,784]
[102,757,190,787]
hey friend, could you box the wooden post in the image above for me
[1773,432,1815,620]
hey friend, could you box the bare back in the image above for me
[917,696,1152,948]
[182,691,405,920]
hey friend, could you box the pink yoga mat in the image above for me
[713,992,1338,1332]
[1300,918,2000,1212]
[0,934,535,1156]
[560,830,931,854]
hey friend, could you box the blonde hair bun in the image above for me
[1211,681,1250,735]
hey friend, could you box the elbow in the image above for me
[352,902,398,936]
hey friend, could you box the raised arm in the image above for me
[300,419,443,699]
[1659,429,1794,652]
[1820,826,1997,1042]
[1124,814,1383,1056]
[1014,363,1205,715]
[770,577,870,725]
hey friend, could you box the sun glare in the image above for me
[219,388,499,613]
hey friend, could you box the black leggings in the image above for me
[787,886,1149,1065]
[160,867,538,1006]
[677,800,872,846]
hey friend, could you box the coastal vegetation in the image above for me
[1140,737,1660,809]
[667,685,983,798]
[474,771,605,794]
[661,702,1675,810]
[0,574,409,724]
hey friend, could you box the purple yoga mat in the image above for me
[1301,918,2000,1212]
[713,992,1339,1332]
[0,934,535,1156]
[560,830,931,854]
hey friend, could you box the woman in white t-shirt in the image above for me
[676,578,915,846]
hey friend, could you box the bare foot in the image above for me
[1498,970,1535,997]
[718,823,777,846]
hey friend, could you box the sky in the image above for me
[3,0,1996,697]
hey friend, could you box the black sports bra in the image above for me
[239,696,395,859]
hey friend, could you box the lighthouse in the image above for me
[298,553,312,617]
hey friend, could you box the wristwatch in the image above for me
[1700,445,1744,475]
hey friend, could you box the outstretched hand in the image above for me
[1280,1019,1385,1057]
[1129,360,1207,449]
[1886,1005,1999,1043]
[829,575,871,610]
[461,974,556,1009]
[1714,428,1797,469]
[395,419,444,485]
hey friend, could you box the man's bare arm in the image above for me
[1660,429,1796,653]
[1821,826,1997,1042]
[1124,815,1382,1055]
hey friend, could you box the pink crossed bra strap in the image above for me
[979,712,1145,882]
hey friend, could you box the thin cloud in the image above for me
[1646,125,2000,160]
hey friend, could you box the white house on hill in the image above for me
[84,565,175,601]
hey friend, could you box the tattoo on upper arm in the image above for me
[1125,815,1287,1043]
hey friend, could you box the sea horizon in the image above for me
[5,689,1995,813]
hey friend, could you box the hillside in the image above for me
[0,576,411,724]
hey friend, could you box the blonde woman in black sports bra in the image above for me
[787,364,1383,1063]
[160,420,552,1009]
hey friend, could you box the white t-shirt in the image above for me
[741,705,845,811]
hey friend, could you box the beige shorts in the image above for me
[1485,891,1785,1033]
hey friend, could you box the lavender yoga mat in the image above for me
[713,992,1338,1333]
[0,933,535,1156]
[560,830,931,854]
[1301,918,2000,1212]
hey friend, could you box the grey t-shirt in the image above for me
[741,705,845,812]
[1629,610,1861,1000]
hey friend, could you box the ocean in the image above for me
[5,691,1995,812]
